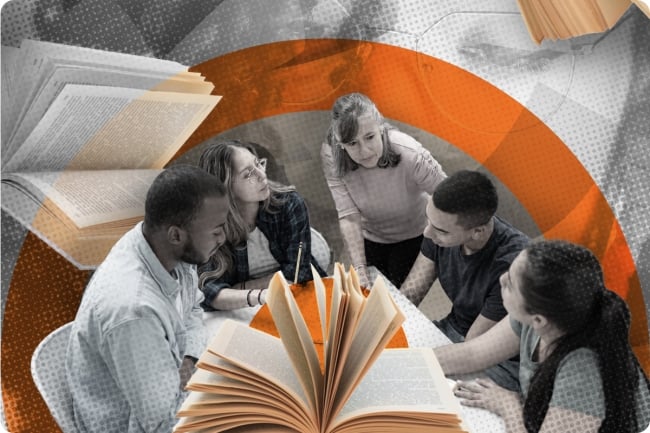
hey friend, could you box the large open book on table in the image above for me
[1,39,221,269]
[175,264,468,433]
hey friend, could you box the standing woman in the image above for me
[435,240,650,433]
[198,140,328,311]
[321,92,446,287]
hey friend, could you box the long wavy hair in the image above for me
[519,240,649,433]
[197,140,294,286]
[326,92,401,177]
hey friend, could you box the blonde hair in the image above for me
[197,140,294,286]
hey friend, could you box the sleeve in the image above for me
[320,141,360,219]
[102,317,182,433]
[549,349,606,419]
[183,274,207,359]
[479,274,508,322]
[395,133,446,194]
[420,236,438,261]
[277,192,314,284]
[199,279,230,311]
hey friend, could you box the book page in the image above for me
[7,39,188,148]
[332,349,465,431]
[3,84,220,172]
[6,63,213,160]
[3,170,160,228]
[203,320,311,417]
[266,273,323,419]
[329,276,405,419]
[1,45,21,146]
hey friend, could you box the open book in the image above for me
[175,264,468,433]
[516,0,636,43]
[1,39,221,269]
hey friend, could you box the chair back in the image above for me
[31,322,78,433]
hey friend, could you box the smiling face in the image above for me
[179,195,229,265]
[230,147,271,205]
[340,114,383,168]
[423,200,475,248]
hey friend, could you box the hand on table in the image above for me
[454,378,522,418]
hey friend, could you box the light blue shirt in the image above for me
[66,222,206,433]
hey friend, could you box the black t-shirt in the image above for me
[421,216,529,336]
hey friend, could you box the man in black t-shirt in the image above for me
[401,170,529,390]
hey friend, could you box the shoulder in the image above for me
[273,190,305,209]
[550,348,605,415]
[387,129,424,154]
[492,217,530,262]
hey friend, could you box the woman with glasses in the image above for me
[197,140,328,311]
[435,240,650,433]
[321,92,447,288]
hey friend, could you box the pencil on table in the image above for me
[294,241,303,284]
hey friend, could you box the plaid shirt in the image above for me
[200,191,325,310]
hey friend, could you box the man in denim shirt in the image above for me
[66,165,229,433]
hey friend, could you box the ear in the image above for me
[167,225,185,246]
[470,225,487,240]
[531,314,549,330]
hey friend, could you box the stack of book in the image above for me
[175,264,469,433]
[1,39,221,269]
[516,0,641,43]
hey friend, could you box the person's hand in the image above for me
[453,378,522,417]
[179,356,197,391]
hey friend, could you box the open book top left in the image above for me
[1,39,221,269]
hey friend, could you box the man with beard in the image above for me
[65,165,228,433]
[401,170,529,391]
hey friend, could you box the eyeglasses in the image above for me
[243,158,267,183]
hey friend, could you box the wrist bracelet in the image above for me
[246,288,254,307]
[257,288,265,305]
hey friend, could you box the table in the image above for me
[202,267,505,433]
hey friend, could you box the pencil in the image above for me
[294,241,303,284]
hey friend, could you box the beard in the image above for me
[179,234,212,266]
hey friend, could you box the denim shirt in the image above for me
[66,222,206,433]
[199,191,325,310]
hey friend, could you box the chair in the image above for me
[31,322,78,433]
[310,227,332,272]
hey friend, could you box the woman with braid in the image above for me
[435,240,650,432]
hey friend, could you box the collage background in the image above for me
[1,0,649,431]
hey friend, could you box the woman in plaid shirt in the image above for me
[197,140,328,311]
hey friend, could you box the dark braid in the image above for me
[519,240,647,432]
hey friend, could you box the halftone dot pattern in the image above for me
[2,1,650,432]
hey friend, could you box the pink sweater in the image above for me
[321,129,446,243]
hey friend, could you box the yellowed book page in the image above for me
[330,348,467,433]
[516,0,544,44]
[312,265,329,357]
[3,84,220,172]
[596,0,631,26]
[329,276,406,420]
[203,320,311,412]
[551,0,579,36]
[266,272,323,418]
[1,179,135,269]
[531,0,558,40]
[538,0,569,38]
[4,170,158,228]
